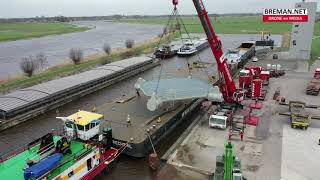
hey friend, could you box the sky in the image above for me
[0,0,319,18]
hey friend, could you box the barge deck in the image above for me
[97,93,202,157]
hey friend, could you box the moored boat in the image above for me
[177,38,209,56]
[154,44,179,59]
[0,111,124,180]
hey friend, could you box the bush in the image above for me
[125,39,134,49]
[163,27,168,35]
[101,59,111,65]
[69,48,83,64]
[20,56,38,77]
[36,52,48,70]
[103,43,111,55]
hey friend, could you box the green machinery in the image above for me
[214,142,243,180]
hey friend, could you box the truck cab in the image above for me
[209,109,232,129]
[62,111,103,141]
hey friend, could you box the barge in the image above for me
[0,57,159,131]
[154,44,179,59]
[223,41,255,68]
[97,93,203,157]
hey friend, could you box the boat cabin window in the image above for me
[77,124,84,131]
[91,122,96,128]
[65,121,73,129]
[90,121,100,128]
[85,124,90,131]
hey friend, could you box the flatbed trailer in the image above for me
[306,78,320,96]
[279,101,320,130]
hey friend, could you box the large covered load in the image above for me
[24,153,63,180]
[135,77,223,111]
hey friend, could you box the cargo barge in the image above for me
[96,93,203,157]
[0,57,159,131]
[223,41,255,68]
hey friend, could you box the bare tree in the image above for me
[36,52,48,70]
[69,48,83,64]
[125,39,134,49]
[20,56,38,77]
[163,27,168,35]
[103,43,111,55]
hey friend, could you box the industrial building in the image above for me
[289,1,317,60]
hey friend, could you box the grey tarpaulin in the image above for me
[134,77,223,111]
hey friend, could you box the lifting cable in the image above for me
[155,8,180,95]
[154,6,214,95]
[174,10,211,82]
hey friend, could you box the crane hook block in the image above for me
[172,0,178,5]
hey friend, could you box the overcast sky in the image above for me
[1,0,319,18]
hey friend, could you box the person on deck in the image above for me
[240,130,244,141]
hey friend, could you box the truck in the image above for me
[209,107,233,129]
[289,101,310,130]
[209,112,229,129]
[214,142,243,180]
[306,68,320,96]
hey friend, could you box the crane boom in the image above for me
[191,0,237,102]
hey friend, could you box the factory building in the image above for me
[289,1,317,60]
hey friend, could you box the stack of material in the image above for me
[134,77,223,111]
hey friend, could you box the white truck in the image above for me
[209,111,229,129]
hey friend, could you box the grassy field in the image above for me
[311,21,320,64]
[118,16,293,34]
[0,32,178,92]
[0,22,89,41]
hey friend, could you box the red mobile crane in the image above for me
[173,0,244,103]
[173,1,245,179]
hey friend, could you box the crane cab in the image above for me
[63,111,103,141]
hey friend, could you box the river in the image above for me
[0,21,162,78]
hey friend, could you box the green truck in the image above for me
[214,142,243,180]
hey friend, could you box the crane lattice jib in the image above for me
[224,142,235,180]
[191,0,237,102]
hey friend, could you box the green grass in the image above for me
[0,22,89,41]
[118,16,292,34]
[310,21,320,64]
[0,32,178,92]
